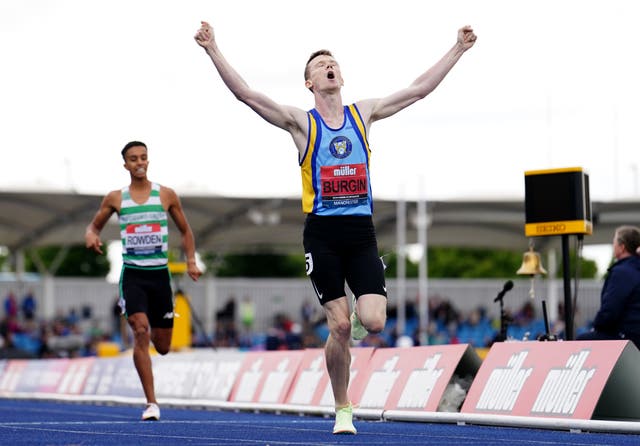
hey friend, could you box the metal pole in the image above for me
[417,195,428,342]
[547,249,558,323]
[205,275,217,339]
[561,235,574,340]
[396,191,406,337]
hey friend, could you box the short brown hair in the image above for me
[304,49,333,83]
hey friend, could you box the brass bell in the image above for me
[516,246,547,276]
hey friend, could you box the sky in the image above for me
[2,0,638,275]
[2,0,639,202]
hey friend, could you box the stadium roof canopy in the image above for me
[1,190,638,256]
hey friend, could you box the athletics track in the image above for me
[1,398,639,446]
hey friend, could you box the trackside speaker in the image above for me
[523,167,592,237]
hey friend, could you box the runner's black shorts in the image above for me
[119,265,174,329]
[303,214,387,305]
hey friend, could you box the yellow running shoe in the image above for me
[333,403,357,434]
[350,294,368,341]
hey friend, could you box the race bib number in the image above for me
[124,223,163,255]
[305,252,313,275]
[320,163,368,208]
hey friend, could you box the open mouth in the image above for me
[327,71,335,80]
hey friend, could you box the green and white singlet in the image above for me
[119,183,169,268]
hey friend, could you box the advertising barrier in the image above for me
[2,341,640,433]
[351,344,481,412]
[461,340,640,420]
[287,347,374,407]
[229,349,305,404]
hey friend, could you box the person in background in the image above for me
[577,225,640,350]
[85,141,201,420]
[4,290,18,318]
[239,296,256,333]
[21,289,36,321]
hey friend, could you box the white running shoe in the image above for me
[142,403,160,421]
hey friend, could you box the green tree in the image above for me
[384,247,598,279]
[428,247,525,278]
[0,246,8,272]
[381,253,419,278]
[24,245,110,277]
[556,252,598,279]
[175,248,600,279]
[384,248,524,278]
[202,252,307,278]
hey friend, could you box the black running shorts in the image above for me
[303,214,387,305]
[119,265,174,328]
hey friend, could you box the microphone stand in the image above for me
[537,300,558,341]
[493,293,511,343]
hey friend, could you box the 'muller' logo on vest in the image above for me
[333,165,356,176]
[134,224,154,233]
[126,223,161,234]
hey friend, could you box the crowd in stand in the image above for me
[201,293,579,351]
[0,289,110,359]
[1,289,590,359]
[308,294,585,349]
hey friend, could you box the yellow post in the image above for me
[169,262,192,350]
[96,341,121,357]
[171,289,192,350]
